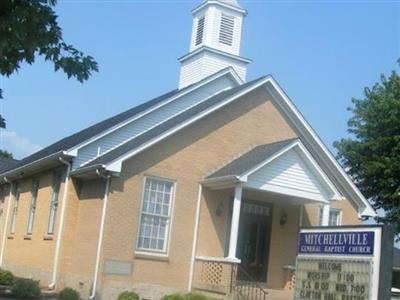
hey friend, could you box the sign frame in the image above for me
[294,225,392,300]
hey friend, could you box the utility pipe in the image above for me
[48,158,71,289]
[89,171,111,299]
[0,180,13,267]
[187,184,203,291]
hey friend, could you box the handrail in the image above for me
[232,265,269,300]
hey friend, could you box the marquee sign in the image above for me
[298,231,375,255]
[294,226,393,300]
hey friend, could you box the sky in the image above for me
[1,0,399,159]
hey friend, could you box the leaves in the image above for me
[334,61,400,233]
[0,0,99,128]
[0,0,98,80]
[0,150,13,158]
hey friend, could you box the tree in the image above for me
[334,61,400,233]
[0,0,99,128]
[0,150,13,159]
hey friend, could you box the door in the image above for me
[236,200,273,282]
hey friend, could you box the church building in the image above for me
[0,0,375,299]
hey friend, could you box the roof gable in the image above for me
[205,139,341,203]
[246,142,340,203]
[73,76,267,174]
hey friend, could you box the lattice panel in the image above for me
[289,270,296,290]
[201,261,223,285]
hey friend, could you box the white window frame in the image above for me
[47,170,63,235]
[319,206,342,226]
[9,184,21,235]
[135,176,176,255]
[27,178,40,235]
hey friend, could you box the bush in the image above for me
[58,287,80,300]
[11,278,40,298]
[161,293,214,300]
[117,291,139,300]
[184,293,211,300]
[0,269,14,286]
[160,294,185,300]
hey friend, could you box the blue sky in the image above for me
[1,0,399,159]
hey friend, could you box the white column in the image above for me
[227,183,242,261]
[321,204,330,226]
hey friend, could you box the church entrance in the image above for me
[236,200,273,282]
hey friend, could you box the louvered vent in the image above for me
[219,14,235,46]
[195,17,205,46]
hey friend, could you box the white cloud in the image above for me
[1,130,42,159]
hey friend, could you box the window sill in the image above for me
[7,235,14,240]
[23,235,32,240]
[43,235,54,241]
[134,251,169,262]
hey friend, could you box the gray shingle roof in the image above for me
[205,138,298,179]
[1,89,181,174]
[0,157,19,173]
[1,68,243,176]
[78,76,267,170]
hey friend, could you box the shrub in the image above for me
[160,294,185,300]
[117,291,139,300]
[184,293,210,300]
[0,269,14,286]
[58,287,80,300]
[11,278,40,298]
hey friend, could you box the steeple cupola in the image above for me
[178,0,251,89]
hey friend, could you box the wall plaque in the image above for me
[104,260,133,276]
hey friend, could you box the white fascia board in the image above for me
[239,140,342,201]
[178,46,252,64]
[106,77,271,172]
[66,68,242,157]
[264,80,376,217]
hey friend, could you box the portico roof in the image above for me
[203,139,342,203]
[205,138,297,179]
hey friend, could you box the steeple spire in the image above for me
[178,0,251,89]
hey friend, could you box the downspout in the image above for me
[0,179,13,267]
[48,158,71,289]
[188,184,203,291]
[89,170,111,299]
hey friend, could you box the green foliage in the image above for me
[0,150,13,158]
[0,269,14,286]
[117,291,139,300]
[0,0,99,128]
[184,293,212,300]
[161,293,214,300]
[334,60,400,233]
[58,287,80,300]
[11,278,40,298]
[160,294,185,300]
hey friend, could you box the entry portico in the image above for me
[192,138,344,295]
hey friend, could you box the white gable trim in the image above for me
[105,77,270,172]
[95,75,374,217]
[67,67,243,156]
[240,140,342,202]
[264,80,375,217]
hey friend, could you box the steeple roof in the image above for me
[215,0,242,8]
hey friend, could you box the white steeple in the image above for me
[178,0,251,89]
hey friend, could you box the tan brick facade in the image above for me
[0,87,361,299]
